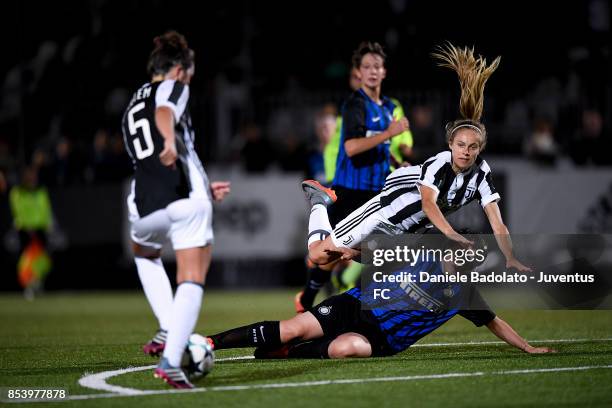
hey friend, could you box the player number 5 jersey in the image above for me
[121,79,210,217]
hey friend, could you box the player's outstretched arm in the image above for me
[486,316,556,354]
[420,185,472,247]
[483,202,531,272]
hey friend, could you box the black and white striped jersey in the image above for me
[378,151,500,232]
[122,79,210,217]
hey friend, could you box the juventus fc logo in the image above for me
[342,235,354,246]
[465,186,476,200]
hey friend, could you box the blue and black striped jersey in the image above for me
[333,89,396,191]
[346,259,495,353]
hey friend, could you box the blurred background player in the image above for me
[389,99,415,169]
[9,165,53,300]
[322,65,414,186]
[306,103,337,184]
[296,42,410,312]
[330,41,408,223]
[122,31,230,389]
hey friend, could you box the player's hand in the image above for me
[387,117,409,137]
[211,181,231,202]
[325,247,361,261]
[159,140,177,168]
[524,345,557,354]
[506,257,532,273]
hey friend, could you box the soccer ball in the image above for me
[182,333,215,379]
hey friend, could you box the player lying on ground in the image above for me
[208,240,556,358]
[303,43,530,277]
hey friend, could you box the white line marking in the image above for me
[6,337,611,403]
[76,356,254,395]
[78,365,155,395]
[17,364,612,403]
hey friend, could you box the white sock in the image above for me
[307,204,332,246]
[135,257,173,331]
[163,282,203,367]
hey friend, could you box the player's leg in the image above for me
[130,208,174,355]
[302,180,339,264]
[155,198,212,389]
[327,332,372,358]
[297,179,338,310]
[133,243,173,355]
[155,245,209,389]
[262,293,376,359]
[297,258,347,312]
[161,245,209,365]
[308,201,383,266]
[295,260,327,313]
[260,331,372,359]
[209,311,324,350]
[297,180,343,311]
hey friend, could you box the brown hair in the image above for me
[432,42,500,149]
[352,41,386,69]
[147,31,194,76]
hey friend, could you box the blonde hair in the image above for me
[432,42,500,148]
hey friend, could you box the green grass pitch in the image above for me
[0,290,611,407]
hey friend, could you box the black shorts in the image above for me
[328,186,379,228]
[311,293,394,357]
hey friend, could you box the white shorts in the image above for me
[128,192,213,251]
[330,196,402,249]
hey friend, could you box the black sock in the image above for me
[301,267,331,309]
[287,338,333,359]
[209,321,281,350]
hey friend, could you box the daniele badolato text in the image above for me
[372,270,595,284]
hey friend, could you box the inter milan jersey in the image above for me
[121,80,210,217]
[333,89,396,191]
[346,259,496,353]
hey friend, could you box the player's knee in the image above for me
[176,268,205,285]
[328,339,371,359]
[351,340,372,357]
[328,341,353,358]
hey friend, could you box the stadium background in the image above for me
[0,0,610,291]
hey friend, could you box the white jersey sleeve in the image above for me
[155,79,189,122]
[416,151,450,195]
[477,160,501,207]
